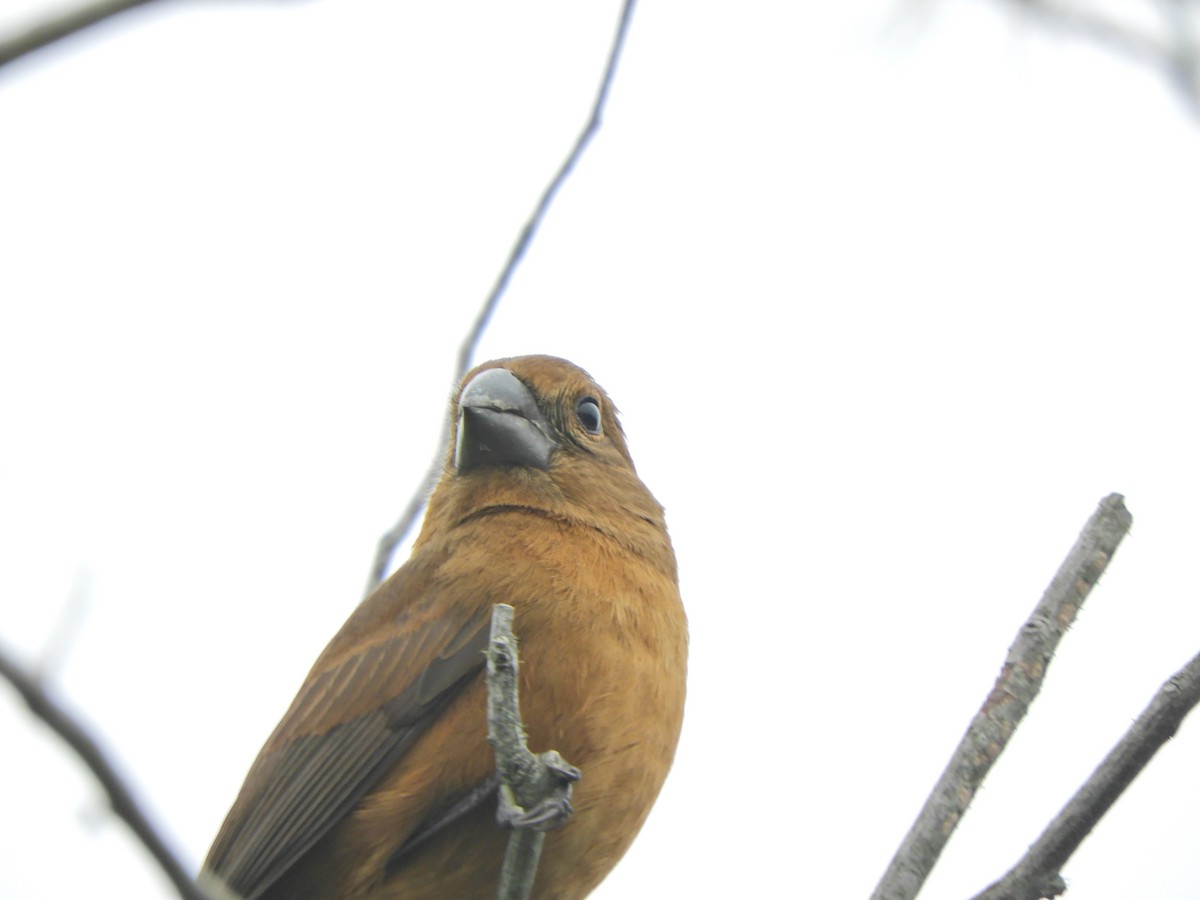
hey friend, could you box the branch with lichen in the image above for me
[485,604,581,900]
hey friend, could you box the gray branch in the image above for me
[0,643,223,900]
[1155,0,1200,115]
[362,0,639,597]
[1002,0,1200,115]
[485,604,581,900]
[870,493,1133,900]
[0,0,158,70]
[973,648,1200,900]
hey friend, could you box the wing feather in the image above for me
[203,568,491,900]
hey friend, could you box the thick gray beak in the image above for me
[455,368,555,472]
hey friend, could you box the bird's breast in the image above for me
[360,508,687,900]
[458,509,687,898]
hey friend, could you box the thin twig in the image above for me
[362,0,639,597]
[485,604,580,900]
[972,648,1200,900]
[870,493,1133,900]
[0,0,159,70]
[0,644,218,900]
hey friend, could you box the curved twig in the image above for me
[0,0,159,70]
[0,644,218,900]
[362,0,639,597]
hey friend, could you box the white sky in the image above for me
[2,1,1200,898]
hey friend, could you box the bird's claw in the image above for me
[496,751,581,833]
[498,790,575,832]
[539,750,582,785]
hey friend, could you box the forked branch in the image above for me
[871,493,1133,900]
[973,648,1200,899]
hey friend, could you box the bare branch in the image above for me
[1155,0,1200,115]
[1007,0,1172,64]
[870,493,1133,900]
[1001,0,1200,114]
[362,0,639,597]
[0,0,159,70]
[486,604,580,900]
[972,648,1200,900]
[0,643,219,900]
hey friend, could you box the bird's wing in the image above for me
[203,575,492,900]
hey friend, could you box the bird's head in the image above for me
[417,355,668,558]
[452,355,635,474]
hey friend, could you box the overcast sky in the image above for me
[3,1,1200,898]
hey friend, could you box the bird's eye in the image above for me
[575,397,602,434]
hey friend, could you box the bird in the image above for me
[201,355,687,900]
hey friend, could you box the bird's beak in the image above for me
[455,368,556,472]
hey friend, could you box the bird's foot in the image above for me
[497,751,581,832]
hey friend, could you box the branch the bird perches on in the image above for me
[486,603,581,900]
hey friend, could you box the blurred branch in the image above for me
[362,0,639,597]
[0,643,218,900]
[1001,0,1200,115]
[0,0,158,70]
[974,648,1200,899]
[486,604,580,900]
[870,493,1133,900]
[1155,0,1200,114]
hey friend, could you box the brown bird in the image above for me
[201,355,687,899]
